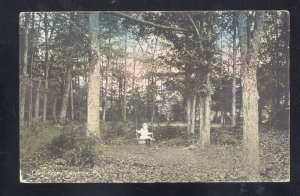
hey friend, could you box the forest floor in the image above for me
[20,123,289,183]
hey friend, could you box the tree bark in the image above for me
[199,96,204,136]
[42,13,49,122]
[151,77,156,126]
[28,13,35,125]
[123,31,127,122]
[87,13,101,139]
[231,13,237,127]
[59,67,72,124]
[20,13,29,124]
[186,97,191,134]
[238,11,265,181]
[70,80,74,121]
[191,95,196,135]
[52,96,57,122]
[198,74,211,148]
[34,79,41,119]
[102,35,111,122]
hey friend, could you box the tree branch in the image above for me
[109,12,190,32]
[187,14,204,52]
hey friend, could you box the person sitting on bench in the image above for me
[136,123,154,146]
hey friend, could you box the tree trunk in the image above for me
[34,79,41,119]
[42,13,49,122]
[28,75,33,125]
[20,13,29,124]
[123,31,128,122]
[28,13,35,125]
[151,77,156,126]
[102,46,110,122]
[87,14,101,139]
[198,74,211,148]
[52,96,57,122]
[238,11,265,181]
[186,97,191,134]
[59,67,72,124]
[70,80,74,121]
[199,95,204,136]
[191,95,196,135]
[231,13,237,127]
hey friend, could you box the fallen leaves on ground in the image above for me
[21,128,289,183]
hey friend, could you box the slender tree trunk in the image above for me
[198,74,211,148]
[123,31,128,122]
[231,13,237,127]
[191,95,196,135]
[220,85,225,126]
[59,67,72,124]
[103,29,112,121]
[70,80,74,121]
[87,14,101,139]
[102,47,110,122]
[110,60,114,112]
[43,71,49,121]
[28,13,35,125]
[151,77,156,125]
[34,79,41,119]
[20,13,29,124]
[146,78,150,119]
[28,71,33,125]
[199,96,204,136]
[42,13,49,122]
[186,97,191,134]
[52,96,57,122]
[238,12,265,181]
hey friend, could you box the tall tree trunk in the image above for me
[87,14,101,139]
[231,13,237,127]
[110,60,114,115]
[220,84,225,126]
[198,74,211,148]
[20,13,29,124]
[123,32,128,122]
[198,96,204,136]
[52,96,57,122]
[151,77,156,125]
[238,11,265,181]
[102,38,110,121]
[34,79,41,119]
[28,13,35,125]
[59,67,72,124]
[132,55,137,128]
[189,14,212,147]
[186,97,191,134]
[42,13,49,122]
[191,95,196,135]
[70,80,74,121]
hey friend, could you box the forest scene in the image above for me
[19,11,289,182]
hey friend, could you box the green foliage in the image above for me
[153,124,186,141]
[211,127,242,145]
[46,125,97,167]
[101,122,137,145]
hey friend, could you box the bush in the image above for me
[46,125,97,167]
[153,124,186,141]
[211,127,242,145]
[101,121,136,145]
